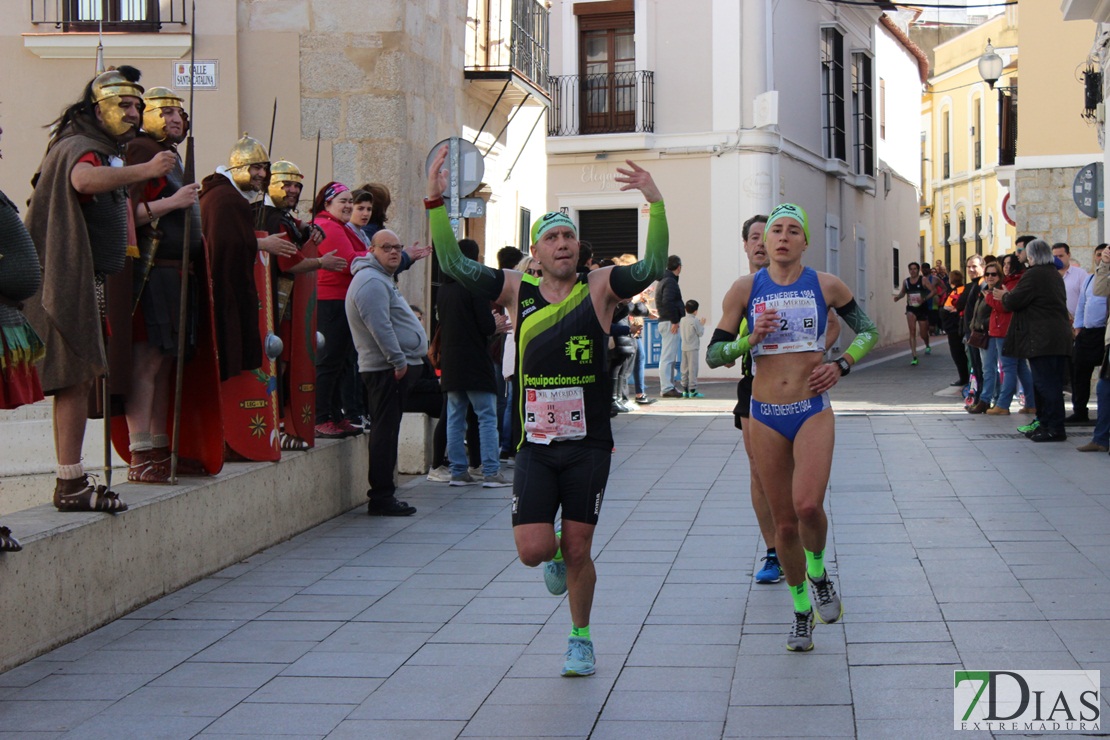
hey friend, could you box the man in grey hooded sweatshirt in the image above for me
[346,229,426,516]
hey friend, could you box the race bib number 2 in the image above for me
[524,387,587,444]
[753,294,819,354]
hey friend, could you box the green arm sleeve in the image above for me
[609,201,669,299]
[835,299,878,363]
[428,206,504,301]
[705,318,752,368]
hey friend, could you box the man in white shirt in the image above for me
[1054,242,1090,320]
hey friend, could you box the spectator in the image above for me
[1,127,45,548]
[1076,246,1110,452]
[679,299,705,397]
[437,238,510,488]
[494,247,522,462]
[312,182,366,439]
[941,270,969,387]
[1067,243,1107,424]
[1053,242,1089,320]
[656,255,684,397]
[982,254,1034,415]
[346,229,424,516]
[957,255,986,409]
[997,239,1073,442]
[1015,235,1036,264]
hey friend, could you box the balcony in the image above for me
[30,0,187,31]
[465,0,550,107]
[547,70,654,137]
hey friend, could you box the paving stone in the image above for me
[201,701,353,735]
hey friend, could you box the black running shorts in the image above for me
[511,443,611,526]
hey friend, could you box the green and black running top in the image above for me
[514,273,613,451]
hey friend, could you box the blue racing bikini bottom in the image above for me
[749,393,830,442]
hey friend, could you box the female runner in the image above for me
[706,204,878,651]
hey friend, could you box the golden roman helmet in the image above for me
[227,133,270,189]
[141,86,185,142]
[268,160,304,204]
[90,69,145,137]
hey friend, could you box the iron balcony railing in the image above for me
[998,88,1018,167]
[465,0,550,95]
[31,0,187,30]
[548,70,654,137]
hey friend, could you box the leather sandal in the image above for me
[53,475,128,514]
[0,526,22,552]
[280,432,309,451]
[151,447,208,477]
[128,449,171,484]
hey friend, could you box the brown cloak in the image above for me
[22,117,132,395]
[199,171,261,380]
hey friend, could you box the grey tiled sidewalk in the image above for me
[1,353,1109,738]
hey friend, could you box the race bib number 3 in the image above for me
[524,387,587,444]
[754,294,820,354]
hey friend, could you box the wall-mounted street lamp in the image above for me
[978,39,1015,91]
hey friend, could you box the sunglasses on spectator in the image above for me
[984,271,1000,276]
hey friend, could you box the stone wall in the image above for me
[241,0,474,306]
[1016,166,1101,268]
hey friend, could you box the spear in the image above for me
[170,0,198,484]
[267,97,277,157]
[97,16,110,489]
[310,129,321,218]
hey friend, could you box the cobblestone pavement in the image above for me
[1,345,1107,738]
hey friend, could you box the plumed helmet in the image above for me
[268,160,304,204]
[141,86,185,142]
[90,68,145,137]
[227,133,270,189]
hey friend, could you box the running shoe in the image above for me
[426,465,451,482]
[910,357,919,366]
[338,418,363,437]
[687,390,705,398]
[544,528,567,595]
[1017,419,1040,435]
[450,472,477,486]
[807,572,843,624]
[561,637,596,676]
[925,345,932,355]
[755,553,783,584]
[786,610,815,652]
[467,466,485,481]
[634,395,657,405]
[314,421,346,439]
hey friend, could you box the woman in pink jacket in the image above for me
[312,182,367,438]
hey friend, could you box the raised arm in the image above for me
[425,146,516,307]
[605,161,668,300]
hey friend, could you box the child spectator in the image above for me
[679,299,706,398]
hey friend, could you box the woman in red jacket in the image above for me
[983,254,1035,414]
[312,182,367,438]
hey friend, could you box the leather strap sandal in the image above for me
[0,527,22,552]
[151,447,208,477]
[128,450,171,484]
[53,476,129,514]
[280,432,309,451]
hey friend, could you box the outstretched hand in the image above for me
[614,160,662,203]
[427,145,449,200]
[405,242,433,262]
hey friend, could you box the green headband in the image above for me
[530,212,577,244]
[766,203,810,244]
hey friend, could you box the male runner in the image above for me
[424,145,668,677]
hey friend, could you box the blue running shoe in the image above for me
[544,527,566,595]
[755,553,783,584]
[561,637,595,676]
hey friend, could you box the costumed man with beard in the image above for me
[253,161,343,449]
[198,135,297,386]
[24,66,176,513]
[122,86,205,482]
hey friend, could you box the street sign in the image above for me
[459,197,486,218]
[172,61,218,90]
[425,138,484,200]
[1073,162,1102,218]
[1001,192,1016,226]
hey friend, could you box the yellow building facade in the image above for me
[921,12,1017,272]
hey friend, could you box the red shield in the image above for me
[285,240,318,445]
[220,245,280,461]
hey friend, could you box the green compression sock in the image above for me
[553,528,563,562]
[791,583,812,613]
[805,549,825,580]
[571,625,591,640]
